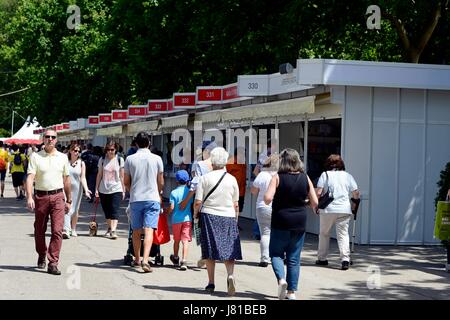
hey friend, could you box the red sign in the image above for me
[173,93,196,109]
[55,124,64,131]
[128,105,148,117]
[197,87,222,104]
[148,100,168,112]
[99,114,112,123]
[62,123,70,130]
[167,99,173,111]
[112,110,128,121]
[88,116,99,125]
[222,84,239,101]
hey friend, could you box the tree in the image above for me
[381,0,449,63]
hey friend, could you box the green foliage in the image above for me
[0,0,448,127]
[0,127,10,137]
[435,162,450,209]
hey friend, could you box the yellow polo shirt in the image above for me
[28,149,69,191]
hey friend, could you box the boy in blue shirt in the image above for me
[167,170,193,270]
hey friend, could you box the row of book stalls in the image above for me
[35,59,450,246]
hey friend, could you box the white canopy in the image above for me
[3,116,43,145]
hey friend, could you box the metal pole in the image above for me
[11,110,14,135]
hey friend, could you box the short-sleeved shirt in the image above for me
[253,170,276,209]
[9,152,26,173]
[124,148,164,203]
[195,169,239,218]
[317,170,358,215]
[226,162,247,197]
[0,148,8,170]
[98,156,124,194]
[189,160,212,192]
[28,150,69,191]
[170,185,193,224]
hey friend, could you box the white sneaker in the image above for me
[277,279,287,300]
[71,230,78,237]
[227,275,236,296]
[286,292,296,300]
[62,231,70,239]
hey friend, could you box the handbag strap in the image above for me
[203,171,227,204]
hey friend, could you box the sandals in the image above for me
[141,262,153,273]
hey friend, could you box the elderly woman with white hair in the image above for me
[193,147,242,296]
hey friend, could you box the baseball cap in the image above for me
[175,170,190,183]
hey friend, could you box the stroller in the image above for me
[123,204,164,266]
[123,225,164,266]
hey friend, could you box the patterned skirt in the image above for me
[200,212,242,261]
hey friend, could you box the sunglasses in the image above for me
[106,148,115,152]
[72,149,80,153]
[44,135,57,140]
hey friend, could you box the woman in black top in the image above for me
[264,148,318,300]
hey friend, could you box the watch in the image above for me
[66,200,72,204]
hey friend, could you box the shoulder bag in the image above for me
[318,171,334,210]
[193,171,227,245]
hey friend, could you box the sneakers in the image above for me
[70,230,78,237]
[227,275,236,296]
[110,231,118,239]
[37,257,46,269]
[104,228,111,237]
[179,261,188,271]
[62,230,70,239]
[286,292,296,300]
[258,261,269,267]
[315,259,328,266]
[197,259,206,268]
[341,261,350,270]
[170,254,180,266]
[47,265,61,275]
[277,279,288,300]
[205,283,215,293]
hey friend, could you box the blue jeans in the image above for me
[269,228,305,291]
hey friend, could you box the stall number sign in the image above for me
[112,111,128,120]
[237,75,269,96]
[88,117,99,124]
[173,94,196,108]
[149,100,168,112]
[99,115,112,122]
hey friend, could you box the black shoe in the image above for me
[47,265,61,275]
[258,261,269,267]
[37,257,46,269]
[315,259,329,266]
[170,254,180,266]
[341,261,349,270]
[205,283,215,293]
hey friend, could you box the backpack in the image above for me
[13,153,22,166]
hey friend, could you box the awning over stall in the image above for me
[161,114,188,131]
[127,120,159,136]
[96,125,123,137]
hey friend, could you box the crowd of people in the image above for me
[0,130,362,300]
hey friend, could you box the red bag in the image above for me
[153,213,170,245]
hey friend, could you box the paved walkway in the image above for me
[0,180,449,300]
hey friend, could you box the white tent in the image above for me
[3,116,43,145]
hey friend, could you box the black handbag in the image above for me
[318,172,334,209]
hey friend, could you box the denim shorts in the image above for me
[130,201,160,230]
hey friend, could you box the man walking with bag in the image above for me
[26,129,72,275]
[124,132,164,273]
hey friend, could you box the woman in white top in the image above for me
[315,154,360,270]
[95,141,125,239]
[251,154,279,267]
[194,147,241,296]
[63,143,91,238]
